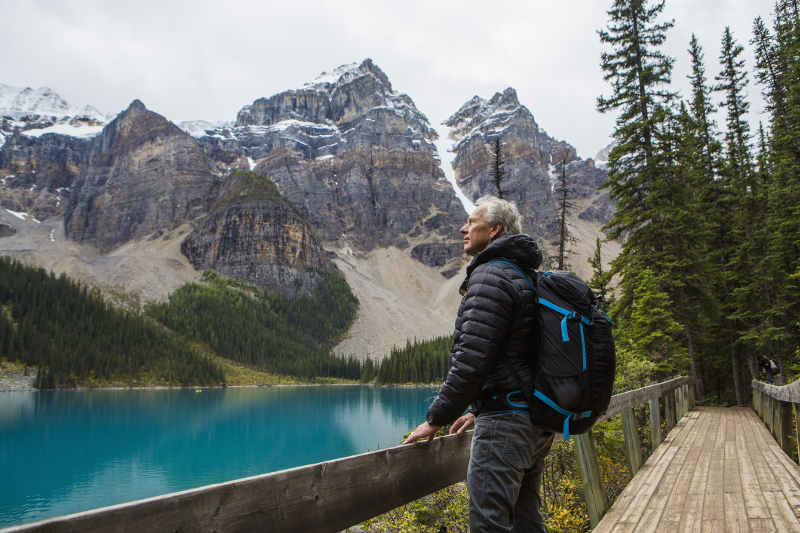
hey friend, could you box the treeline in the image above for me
[362,336,452,385]
[592,0,799,404]
[0,257,224,388]
[145,270,362,380]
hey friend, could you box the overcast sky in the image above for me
[3,0,770,159]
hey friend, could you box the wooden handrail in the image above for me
[2,377,696,533]
[752,378,800,403]
[598,376,694,423]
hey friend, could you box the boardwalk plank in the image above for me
[735,409,771,519]
[764,491,795,533]
[595,406,800,532]
[724,492,750,533]
[659,411,705,528]
[702,408,728,522]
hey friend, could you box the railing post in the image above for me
[683,385,692,416]
[676,386,685,421]
[766,395,774,434]
[649,397,662,450]
[688,381,696,410]
[777,401,793,456]
[574,431,608,528]
[665,389,677,430]
[753,388,761,420]
[794,403,800,462]
[621,409,642,477]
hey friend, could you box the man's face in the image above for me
[461,204,501,256]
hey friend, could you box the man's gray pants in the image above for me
[468,412,555,532]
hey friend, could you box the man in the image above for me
[403,196,554,532]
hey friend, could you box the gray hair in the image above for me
[476,196,523,236]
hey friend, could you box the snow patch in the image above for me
[247,157,256,170]
[432,127,475,214]
[21,122,104,138]
[7,209,37,222]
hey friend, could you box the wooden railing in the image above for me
[574,375,695,527]
[752,379,800,458]
[2,377,695,533]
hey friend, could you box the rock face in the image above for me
[64,101,221,253]
[197,59,467,277]
[445,88,615,257]
[181,171,332,296]
[0,131,91,220]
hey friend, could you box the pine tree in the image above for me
[753,3,800,377]
[598,0,703,390]
[554,158,577,271]
[588,238,611,302]
[629,269,687,380]
[715,27,753,181]
[489,138,506,199]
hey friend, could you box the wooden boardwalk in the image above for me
[595,406,800,532]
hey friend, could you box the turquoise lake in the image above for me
[0,385,438,528]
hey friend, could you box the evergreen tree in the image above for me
[752,3,800,376]
[489,138,507,199]
[598,0,706,390]
[685,35,740,402]
[554,158,577,270]
[629,269,688,379]
[588,237,612,307]
[715,27,753,180]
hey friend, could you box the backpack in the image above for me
[490,262,617,440]
[770,360,779,374]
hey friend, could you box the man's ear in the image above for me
[490,223,503,240]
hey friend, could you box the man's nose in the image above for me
[460,224,468,234]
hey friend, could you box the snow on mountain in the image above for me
[0,84,110,141]
[593,141,616,169]
[0,84,105,121]
[302,62,360,89]
[176,119,235,138]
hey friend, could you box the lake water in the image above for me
[0,385,438,529]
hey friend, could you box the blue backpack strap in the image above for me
[533,390,592,440]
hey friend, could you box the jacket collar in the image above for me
[459,234,542,294]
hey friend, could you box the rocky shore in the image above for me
[0,362,37,391]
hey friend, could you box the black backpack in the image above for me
[490,262,617,440]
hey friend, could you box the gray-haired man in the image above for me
[403,196,553,532]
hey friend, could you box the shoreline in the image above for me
[0,381,438,393]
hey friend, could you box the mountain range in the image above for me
[0,59,618,359]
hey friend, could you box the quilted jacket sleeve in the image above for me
[426,263,519,426]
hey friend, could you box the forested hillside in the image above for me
[366,336,452,384]
[592,0,799,405]
[0,257,224,388]
[145,270,362,380]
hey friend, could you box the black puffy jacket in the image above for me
[426,234,542,427]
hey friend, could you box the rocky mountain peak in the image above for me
[65,100,220,253]
[303,58,393,94]
[447,89,615,267]
[0,83,107,123]
[234,59,435,140]
[445,87,531,145]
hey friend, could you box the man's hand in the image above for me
[449,413,475,434]
[402,421,442,444]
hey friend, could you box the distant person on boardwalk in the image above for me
[403,196,553,533]
[759,355,776,384]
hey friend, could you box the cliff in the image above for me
[181,171,332,296]
[64,100,221,253]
